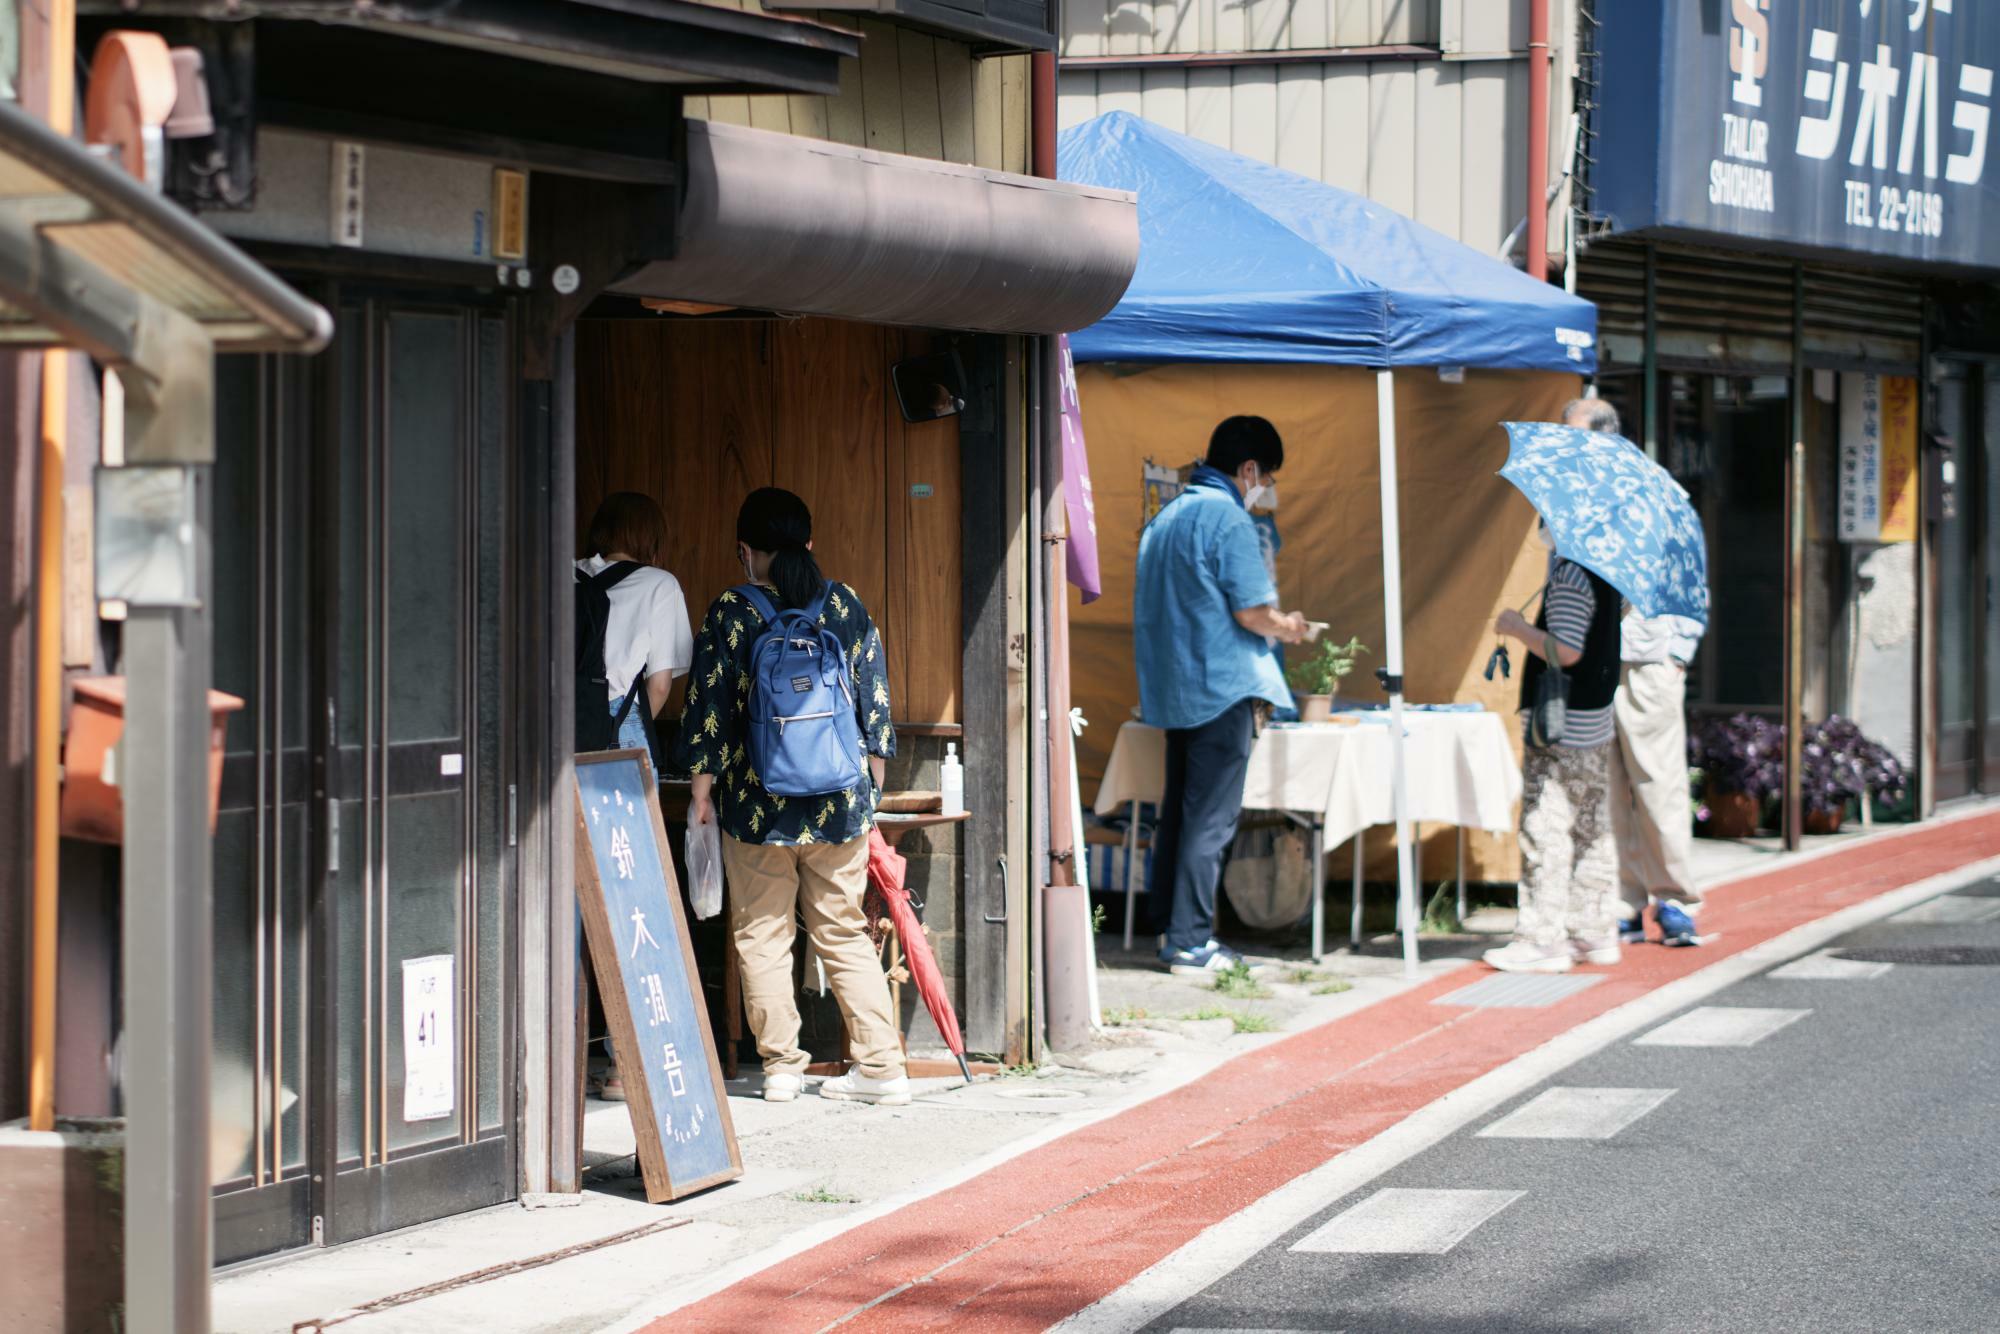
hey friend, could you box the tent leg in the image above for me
[1122,799,1139,951]
[1375,368,1421,980]
[1310,820,1324,964]
[1457,826,1467,926]
[1350,833,1363,948]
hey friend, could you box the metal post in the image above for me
[1784,265,1806,851]
[1310,821,1324,964]
[1456,825,1467,926]
[1121,798,1139,952]
[118,320,216,1334]
[1642,247,1659,462]
[1375,369,1421,978]
[1350,833,1363,948]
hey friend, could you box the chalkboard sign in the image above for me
[574,751,741,1201]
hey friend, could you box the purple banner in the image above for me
[1058,335,1102,603]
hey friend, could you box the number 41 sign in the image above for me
[574,750,741,1201]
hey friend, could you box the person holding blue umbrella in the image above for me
[1484,415,1712,974]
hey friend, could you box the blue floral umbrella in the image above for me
[1499,422,1710,626]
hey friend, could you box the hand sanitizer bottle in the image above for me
[940,742,965,817]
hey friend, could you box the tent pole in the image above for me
[1375,369,1420,979]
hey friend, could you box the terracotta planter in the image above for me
[1803,806,1845,836]
[1700,788,1761,839]
[1295,694,1333,723]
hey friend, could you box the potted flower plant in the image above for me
[1801,716,1907,834]
[1687,713,1786,838]
[1287,635,1367,724]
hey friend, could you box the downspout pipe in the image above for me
[1526,0,1551,281]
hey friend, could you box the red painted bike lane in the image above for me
[648,811,2000,1333]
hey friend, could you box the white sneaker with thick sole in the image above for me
[818,1070,913,1106]
[1569,936,1622,967]
[762,1072,803,1103]
[1483,939,1574,974]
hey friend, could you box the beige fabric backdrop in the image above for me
[1070,364,1582,883]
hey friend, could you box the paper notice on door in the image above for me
[401,954,456,1123]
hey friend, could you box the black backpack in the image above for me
[574,561,647,754]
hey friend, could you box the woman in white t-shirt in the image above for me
[577,492,694,758]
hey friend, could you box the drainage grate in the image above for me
[1833,946,2000,966]
[1434,973,1604,1008]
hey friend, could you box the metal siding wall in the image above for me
[1059,0,1439,54]
[1056,51,1527,249]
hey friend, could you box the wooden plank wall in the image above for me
[574,317,963,725]
[682,9,1028,173]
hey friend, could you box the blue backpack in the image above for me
[735,584,866,797]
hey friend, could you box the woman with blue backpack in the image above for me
[679,488,910,1106]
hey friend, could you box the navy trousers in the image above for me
[1149,699,1256,953]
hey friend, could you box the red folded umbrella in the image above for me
[867,828,973,1081]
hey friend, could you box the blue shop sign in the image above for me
[1596,0,1998,271]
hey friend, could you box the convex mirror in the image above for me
[891,351,967,423]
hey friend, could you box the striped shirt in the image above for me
[1536,558,1616,750]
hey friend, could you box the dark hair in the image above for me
[1205,415,1285,476]
[585,491,668,567]
[737,487,826,610]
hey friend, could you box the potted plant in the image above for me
[1287,635,1367,724]
[1801,716,1908,834]
[1688,713,1785,838]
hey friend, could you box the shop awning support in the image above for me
[1375,369,1422,978]
[0,92,328,1332]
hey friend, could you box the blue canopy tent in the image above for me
[1060,111,1599,975]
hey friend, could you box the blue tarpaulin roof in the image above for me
[1059,112,1598,375]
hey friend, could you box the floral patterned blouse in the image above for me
[677,581,895,847]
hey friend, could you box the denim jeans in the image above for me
[1149,699,1256,953]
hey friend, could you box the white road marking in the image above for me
[1475,1087,1676,1140]
[1886,895,2000,925]
[1633,1007,1809,1048]
[1290,1188,1524,1255]
[1053,853,2000,1334]
[1769,949,1894,981]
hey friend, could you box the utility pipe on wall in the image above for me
[1525,0,1552,282]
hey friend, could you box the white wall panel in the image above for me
[1230,66,1280,164]
[1366,60,1417,216]
[1275,65,1324,179]
[1099,69,1145,117]
[1186,66,1235,146]
[1321,64,1372,196]
[1141,66,1191,133]
[1412,60,1462,236]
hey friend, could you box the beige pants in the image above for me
[1610,660,1700,913]
[722,834,905,1081]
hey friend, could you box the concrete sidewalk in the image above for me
[211,807,1976,1334]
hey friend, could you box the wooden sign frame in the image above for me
[574,749,742,1202]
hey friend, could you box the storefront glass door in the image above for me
[1934,361,2000,799]
[211,291,517,1263]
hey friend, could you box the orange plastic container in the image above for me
[59,676,243,844]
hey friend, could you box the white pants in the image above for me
[1610,661,1699,913]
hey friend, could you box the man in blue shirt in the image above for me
[1135,416,1309,974]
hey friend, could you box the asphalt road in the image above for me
[1145,880,2000,1334]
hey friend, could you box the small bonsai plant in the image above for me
[1287,635,1368,698]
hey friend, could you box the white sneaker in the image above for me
[818,1070,912,1106]
[1569,936,1622,967]
[1482,939,1574,974]
[762,1072,803,1103]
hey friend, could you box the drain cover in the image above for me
[1833,946,2000,966]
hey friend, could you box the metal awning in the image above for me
[611,120,1140,336]
[0,97,330,356]
[80,0,861,95]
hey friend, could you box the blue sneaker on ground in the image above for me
[1657,899,1701,946]
[1617,914,1649,945]
[1160,941,1256,977]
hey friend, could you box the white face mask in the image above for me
[1242,469,1278,512]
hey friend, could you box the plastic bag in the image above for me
[686,816,723,920]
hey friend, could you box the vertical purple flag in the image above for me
[1058,335,1103,603]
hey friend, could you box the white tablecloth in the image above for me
[1095,712,1522,849]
